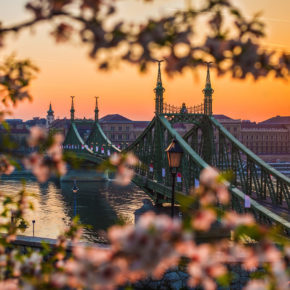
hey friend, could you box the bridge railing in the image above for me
[229,186,290,236]
[209,116,290,211]
[163,102,204,114]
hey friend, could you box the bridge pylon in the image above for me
[203,62,214,115]
[70,96,75,121]
[63,96,87,152]
[154,60,165,115]
[94,96,99,121]
[86,97,120,155]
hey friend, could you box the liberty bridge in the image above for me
[62,62,290,236]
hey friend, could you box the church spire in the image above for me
[154,60,165,115]
[70,96,75,121]
[94,96,99,122]
[47,102,54,116]
[203,62,214,115]
[46,102,54,128]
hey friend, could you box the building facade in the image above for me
[215,115,290,162]
[99,114,148,149]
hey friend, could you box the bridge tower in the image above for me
[154,60,165,115]
[94,96,99,122]
[203,62,214,115]
[70,96,75,121]
[153,61,166,205]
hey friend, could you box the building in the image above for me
[50,118,71,136]
[99,114,149,149]
[25,117,47,128]
[0,119,30,152]
[215,115,290,162]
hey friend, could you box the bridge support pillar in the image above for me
[154,192,163,207]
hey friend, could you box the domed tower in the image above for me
[46,102,55,128]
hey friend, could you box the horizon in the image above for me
[5,109,288,124]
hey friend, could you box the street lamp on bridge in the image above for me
[72,180,79,217]
[165,138,183,218]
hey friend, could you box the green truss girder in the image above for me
[209,116,290,209]
[63,119,120,158]
[86,121,120,155]
[63,122,86,151]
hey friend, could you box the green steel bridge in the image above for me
[63,62,290,235]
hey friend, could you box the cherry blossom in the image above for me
[0,155,14,175]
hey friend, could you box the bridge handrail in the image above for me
[229,186,290,231]
[210,116,290,184]
[159,115,290,232]
[73,152,105,163]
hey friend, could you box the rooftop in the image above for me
[99,114,133,123]
[259,116,290,125]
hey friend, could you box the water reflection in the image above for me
[0,171,148,243]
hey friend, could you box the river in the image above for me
[0,171,148,243]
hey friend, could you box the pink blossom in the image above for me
[197,167,229,205]
[115,152,138,186]
[216,184,229,204]
[109,153,121,166]
[229,244,258,270]
[192,209,216,231]
[199,167,219,187]
[108,212,181,279]
[186,243,226,290]
[27,126,47,147]
[223,211,255,228]
[23,152,50,182]
[244,279,269,290]
[0,155,14,175]
[0,279,18,290]
[23,132,66,182]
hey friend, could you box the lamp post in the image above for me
[165,138,183,218]
[72,180,79,217]
[32,220,35,237]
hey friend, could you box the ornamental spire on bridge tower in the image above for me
[203,62,214,115]
[154,60,165,115]
[70,96,75,121]
[94,96,99,122]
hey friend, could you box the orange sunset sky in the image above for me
[0,0,289,122]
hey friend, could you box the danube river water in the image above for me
[0,172,148,243]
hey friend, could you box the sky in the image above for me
[0,0,290,122]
